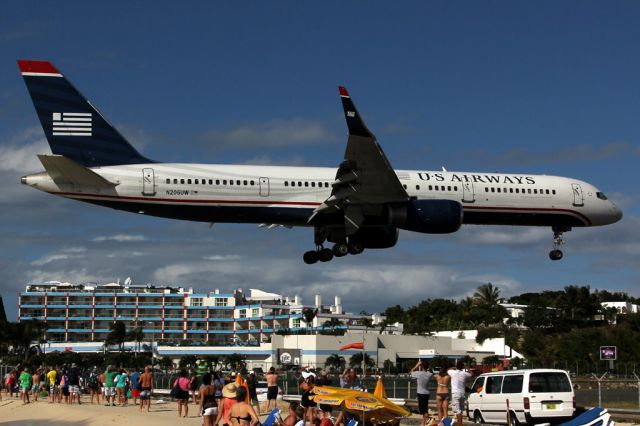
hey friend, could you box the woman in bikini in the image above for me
[435,367,451,421]
[199,373,218,426]
[215,383,239,426]
[227,386,259,426]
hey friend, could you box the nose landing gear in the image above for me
[549,226,571,261]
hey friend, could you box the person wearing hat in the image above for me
[215,383,239,426]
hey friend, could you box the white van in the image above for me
[466,369,575,426]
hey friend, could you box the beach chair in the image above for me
[262,408,281,426]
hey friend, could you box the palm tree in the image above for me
[127,326,144,356]
[348,353,374,369]
[325,353,346,371]
[474,283,501,306]
[302,308,318,333]
[105,320,127,352]
[9,319,48,361]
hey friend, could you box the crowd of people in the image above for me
[410,360,478,426]
[3,361,476,426]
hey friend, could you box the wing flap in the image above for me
[38,154,117,188]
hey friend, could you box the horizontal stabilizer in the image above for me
[38,154,117,188]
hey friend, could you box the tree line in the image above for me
[381,284,640,366]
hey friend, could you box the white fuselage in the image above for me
[23,163,622,229]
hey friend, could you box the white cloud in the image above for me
[31,252,85,266]
[0,127,50,173]
[92,234,149,242]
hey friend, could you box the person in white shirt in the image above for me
[448,362,477,426]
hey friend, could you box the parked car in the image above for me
[467,369,575,426]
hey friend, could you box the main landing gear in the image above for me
[303,241,365,264]
[549,225,571,261]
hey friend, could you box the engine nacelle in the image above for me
[387,199,463,234]
[353,226,399,249]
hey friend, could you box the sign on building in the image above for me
[599,346,617,361]
[278,348,301,364]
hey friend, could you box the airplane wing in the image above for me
[310,86,409,234]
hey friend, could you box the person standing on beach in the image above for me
[104,365,117,407]
[189,371,199,404]
[67,363,81,404]
[31,369,41,402]
[88,368,101,404]
[246,371,260,415]
[19,367,32,404]
[130,368,141,406]
[410,360,434,426]
[448,362,476,426]
[174,369,191,418]
[114,369,129,406]
[139,366,154,412]
[199,373,218,426]
[434,366,451,421]
[265,367,279,411]
[215,383,239,426]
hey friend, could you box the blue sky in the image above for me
[1,1,639,320]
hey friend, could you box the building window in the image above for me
[252,308,260,317]
[191,297,203,307]
[292,318,301,328]
[239,310,246,319]
[215,298,227,307]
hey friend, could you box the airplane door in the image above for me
[462,180,475,202]
[142,168,156,196]
[571,183,584,207]
[259,177,269,197]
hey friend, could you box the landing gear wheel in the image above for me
[549,225,570,261]
[332,243,349,257]
[549,249,563,261]
[318,248,334,262]
[303,251,319,264]
[348,240,364,255]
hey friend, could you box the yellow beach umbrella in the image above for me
[311,388,410,424]
[373,377,387,399]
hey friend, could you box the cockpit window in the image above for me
[596,192,608,200]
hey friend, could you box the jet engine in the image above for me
[387,199,463,234]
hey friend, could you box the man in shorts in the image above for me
[104,365,117,406]
[130,368,141,405]
[19,368,32,404]
[67,363,81,404]
[266,367,279,410]
[448,362,477,426]
[31,368,41,402]
[139,366,154,412]
[410,360,434,426]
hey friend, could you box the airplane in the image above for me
[17,60,623,264]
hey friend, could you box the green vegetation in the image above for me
[384,284,640,365]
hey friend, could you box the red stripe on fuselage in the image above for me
[51,191,592,225]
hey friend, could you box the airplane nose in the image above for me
[612,204,623,222]
[21,175,27,185]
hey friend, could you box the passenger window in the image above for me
[305,182,309,187]
[285,181,289,187]
[491,188,495,193]
[244,180,248,186]
[546,189,550,195]
[229,180,233,186]
[528,188,532,194]
[187,179,192,184]
[534,189,538,194]
[325,183,329,188]
[311,182,316,187]
[510,188,513,193]
[180,179,185,184]
[250,180,255,186]
[485,187,488,193]
[298,182,302,187]
[209,179,213,185]
[552,189,556,195]
[485,376,503,394]
[195,179,199,184]
[236,180,240,185]
[447,186,451,191]
[502,375,524,393]
[173,179,178,184]
[497,188,501,193]
[529,372,572,393]
[223,180,227,185]
[454,186,458,191]
[403,184,407,189]
[416,185,420,190]
[216,180,220,185]
[165,178,170,184]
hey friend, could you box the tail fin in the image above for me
[17,60,153,167]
